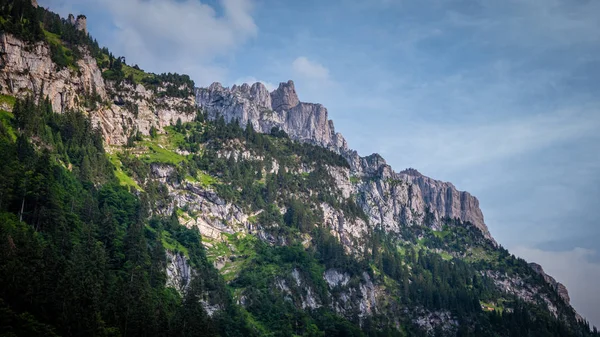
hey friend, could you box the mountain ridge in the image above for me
[0,2,595,335]
[197,79,494,242]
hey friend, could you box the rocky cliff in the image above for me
[196,80,348,151]
[1,6,592,335]
[529,262,571,304]
[0,32,195,145]
[196,80,495,242]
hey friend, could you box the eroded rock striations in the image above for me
[196,80,495,242]
[0,32,195,145]
[196,80,348,152]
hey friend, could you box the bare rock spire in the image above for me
[271,80,300,111]
[75,15,87,34]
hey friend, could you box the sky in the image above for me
[41,0,600,328]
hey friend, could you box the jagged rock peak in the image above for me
[271,80,300,111]
[196,80,348,152]
[75,15,87,34]
[529,263,571,304]
[196,79,495,244]
[208,82,224,91]
[67,14,87,34]
[401,168,422,176]
[31,0,38,8]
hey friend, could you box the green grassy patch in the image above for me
[140,143,187,165]
[350,175,360,184]
[161,230,190,257]
[432,229,451,239]
[0,110,16,141]
[138,126,188,165]
[465,246,498,263]
[204,233,261,282]
[43,30,62,46]
[122,64,153,83]
[44,30,77,71]
[186,171,217,187]
[0,94,16,109]
[438,251,453,261]
[107,152,142,191]
[480,300,506,313]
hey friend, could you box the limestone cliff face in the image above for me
[0,33,106,113]
[196,80,348,151]
[196,80,495,242]
[0,32,195,145]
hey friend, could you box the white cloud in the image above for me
[292,56,330,81]
[41,0,258,86]
[233,76,276,91]
[512,246,600,329]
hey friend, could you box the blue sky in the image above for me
[42,0,600,327]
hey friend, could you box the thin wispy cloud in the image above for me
[42,0,258,85]
[292,56,330,81]
[377,106,600,172]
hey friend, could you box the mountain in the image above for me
[0,2,598,336]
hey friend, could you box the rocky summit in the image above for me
[0,2,597,337]
[196,80,349,152]
[197,80,494,243]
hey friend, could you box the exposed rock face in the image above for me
[0,32,195,145]
[0,32,105,113]
[196,80,495,242]
[529,262,571,304]
[271,79,299,111]
[196,80,348,151]
[75,15,87,34]
[399,168,489,239]
[31,0,38,8]
[92,83,196,145]
[166,250,192,294]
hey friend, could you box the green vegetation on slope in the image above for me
[1,2,599,335]
[0,96,254,337]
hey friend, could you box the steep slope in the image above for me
[0,13,196,146]
[197,80,493,242]
[0,2,597,336]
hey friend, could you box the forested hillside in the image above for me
[1,1,599,336]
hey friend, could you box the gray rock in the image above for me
[75,15,87,34]
[271,80,299,111]
[196,79,496,244]
[196,80,348,152]
[0,32,196,146]
[529,262,571,304]
[166,250,192,294]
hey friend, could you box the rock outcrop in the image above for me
[0,32,195,145]
[166,250,192,294]
[196,80,348,152]
[0,32,105,113]
[196,80,495,242]
[529,262,571,304]
[75,15,87,34]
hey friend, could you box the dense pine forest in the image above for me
[1,0,599,336]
